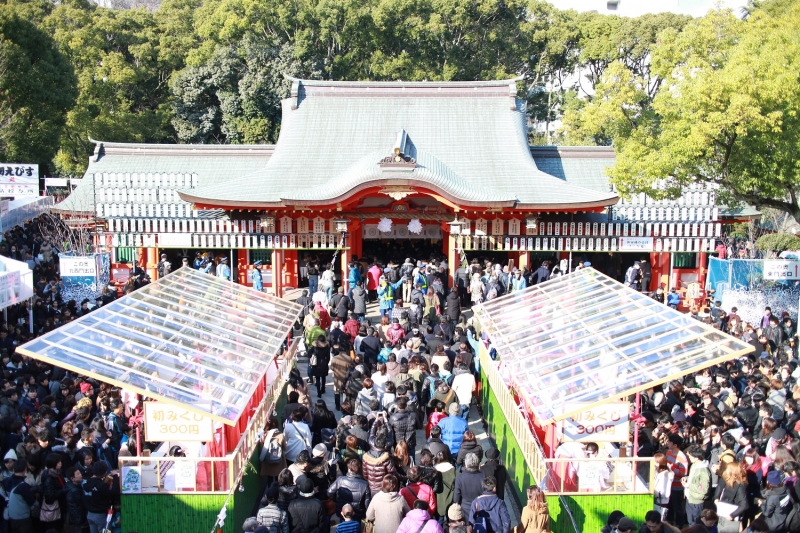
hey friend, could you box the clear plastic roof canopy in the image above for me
[17,267,302,425]
[474,268,754,424]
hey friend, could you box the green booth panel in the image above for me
[480,368,654,533]
[547,494,655,533]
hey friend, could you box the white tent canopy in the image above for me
[17,267,302,425]
[474,268,754,424]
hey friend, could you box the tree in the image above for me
[0,6,78,171]
[171,38,322,144]
[755,233,800,258]
[527,7,690,144]
[563,0,800,224]
[44,0,177,176]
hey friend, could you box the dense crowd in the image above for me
[243,255,550,533]
[0,217,132,533]
[587,299,800,533]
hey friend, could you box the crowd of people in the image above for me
[585,302,800,533]
[0,216,136,533]
[243,255,544,533]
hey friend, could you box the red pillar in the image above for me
[349,220,363,263]
[145,247,158,280]
[272,249,283,297]
[237,249,249,285]
[283,250,299,289]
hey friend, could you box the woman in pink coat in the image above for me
[396,501,443,533]
[367,262,382,301]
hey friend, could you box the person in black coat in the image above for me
[480,448,507,501]
[64,466,87,533]
[445,288,461,323]
[289,477,327,532]
[309,336,330,398]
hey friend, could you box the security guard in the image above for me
[252,260,263,292]
[217,256,231,281]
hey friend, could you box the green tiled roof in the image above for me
[54,143,274,212]
[529,146,615,194]
[182,79,618,209]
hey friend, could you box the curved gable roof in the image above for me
[182,78,618,209]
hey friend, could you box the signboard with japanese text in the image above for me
[618,236,654,252]
[0,163,38,197]
[174,461,196,490]
[59,256,97,290]
[121,465,142,494]
[562,402,629,442]
[144,402,214,441]
[764,260,800,281]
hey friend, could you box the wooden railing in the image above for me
[480,348,655,496]
[119,339,298,494]
[480,347,547,485]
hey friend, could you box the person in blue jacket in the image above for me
[438,403,469,457]
[252,260,263,292]
[347,261,362,299]
[377,274,405,318]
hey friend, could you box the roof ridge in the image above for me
[284,75,524,89]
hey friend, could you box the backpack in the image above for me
[260,429,283,464]
[3,482,30,521]
[471,495,495,533]
[485,285,498,301]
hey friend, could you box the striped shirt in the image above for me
[336,519,361,533]
[257,504,289,533]
[666,448,688,489]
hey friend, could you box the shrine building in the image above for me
[57,77,756,295]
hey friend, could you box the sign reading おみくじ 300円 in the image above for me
[144,402,214,441]
[562,402,629,442]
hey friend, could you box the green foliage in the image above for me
[0,6,77,170]
[0,0,705,174]
[563,0,800,224]
[755,233,800,255]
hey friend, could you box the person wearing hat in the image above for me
[216,256,231,281]
[288,476,327,533]
[509,268,527,293]
[438,402,469,457]
[156,253,171,279]
[625,261,641,290]
[480,448,507,501]
[446,503,468,530]
[251,260,263,292]
[378,272,406,319]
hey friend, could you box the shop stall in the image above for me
[17,266,303,533]
[473,268,754,533]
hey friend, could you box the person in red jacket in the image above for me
[426,401,447,439]
[343,313,360,343]
[400,466,437,517]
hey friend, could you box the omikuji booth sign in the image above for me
[562,402,629,442]
[144,402,214,442]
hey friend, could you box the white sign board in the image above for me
[143,402,214,442]
[562,402,629,442]
[174,461,196,490]
[121,465,142,494]
[158,233,193,248]
[0,163,38,197]
[764,260,800,281]
[618,236,654,252]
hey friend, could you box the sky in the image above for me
[549,0,748,18]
